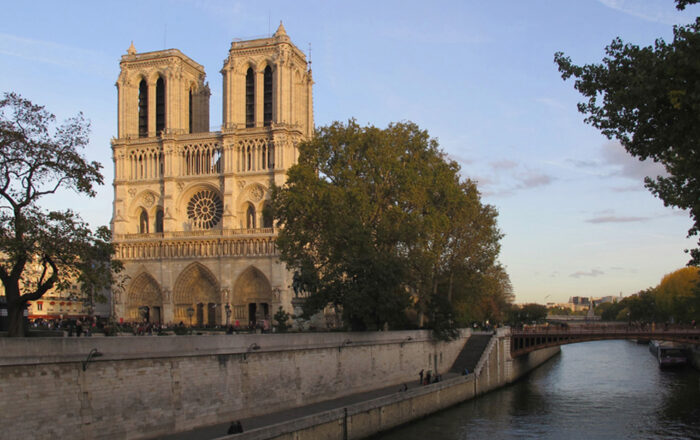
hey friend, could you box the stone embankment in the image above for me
[0,329,559,440]
[212,329,559,440]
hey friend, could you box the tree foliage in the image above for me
[655,266,699,322]
[271,120,508,334]
[508,303,548,325]
[597,267,699,323]
[0,93,120,336]
[554,2,700,264]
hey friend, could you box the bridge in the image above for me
[510,326,700,357]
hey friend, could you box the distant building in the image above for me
[0,260,108,321]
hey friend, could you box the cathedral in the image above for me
[110,23,313,326]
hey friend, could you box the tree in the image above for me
[0,93,120,337]
[554,0,700,264]
[273,306,291,333]
[452,263,512,325]
[626,289,660,323]
[507,303,548,325]
[655,266,699,322]
[271,120,507,333]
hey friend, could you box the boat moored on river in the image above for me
[649,340,689,367]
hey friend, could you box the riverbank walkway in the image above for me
[158,372,460,440]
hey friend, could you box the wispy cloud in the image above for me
[597,0,695,25]
[610,185,646,193]
[601,141,667,181]
[609,266,638,274]
[535,97,567,110]
[566,158,599,168]
[585,215,649,224]
[476,159,555,198]
[566,141,667,184]
[448,153,474,166]
[516,171,554,189]
[0,33,112,79]
[490,160,518,170]
[569,269,604,278]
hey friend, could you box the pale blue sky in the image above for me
[1,0,697,303]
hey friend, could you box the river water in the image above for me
[377,340,700,439]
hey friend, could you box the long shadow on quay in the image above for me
[157,373,460,440]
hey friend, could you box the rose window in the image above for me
[187,190,223,229]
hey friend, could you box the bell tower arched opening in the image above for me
[155,76,166,134]
[245,68,255,128]
[138,79,148,138]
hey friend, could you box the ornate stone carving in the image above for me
[187,189,223,229]
[237,180,246,189]
[142,192,156,207]
[128,188,137,198]
[177,182,185,191]
[249,184,265,202]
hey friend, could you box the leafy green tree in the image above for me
[452,264,512,325]
[594,302,613,317]
[271,120,507,334]
[655,266,699,322]
[626,289,661,323]
[507,303,548,325]
[554,0,700,264]
[0,93,120,337]
[273,306,291,333]
[548,306,572,316]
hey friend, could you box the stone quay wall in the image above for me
[0,330,468,440]
[219,329,560,440]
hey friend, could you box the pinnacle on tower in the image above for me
[127,41,136,55]
[274,21,287,37]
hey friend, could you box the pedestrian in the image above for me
[76,319,83,337]
[419,369,424,385]
[425,370,432,384]
[227,420,241,434]
[401,383,408,392]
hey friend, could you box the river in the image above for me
[376,340,700,439]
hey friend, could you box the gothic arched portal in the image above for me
[173,262,220,326]
[126,272,163,323]
[233,266,272,326]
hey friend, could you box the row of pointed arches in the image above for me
[245,66,273,128]
[124,263,274,326]
[136,75,200,137]
[134,201,272,233]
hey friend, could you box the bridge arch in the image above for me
[510,326,700,357]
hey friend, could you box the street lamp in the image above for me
[187,307,194,327]
[82,348,103,371]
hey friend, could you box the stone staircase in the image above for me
[449,333,493,375]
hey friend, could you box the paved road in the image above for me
[158,373,457,440]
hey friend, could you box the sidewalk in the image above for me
[157,373,458,440]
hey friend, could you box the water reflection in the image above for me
[374,340,699,440]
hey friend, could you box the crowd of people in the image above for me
[26,316,282,337]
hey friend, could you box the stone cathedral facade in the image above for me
[111,24,313,326]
